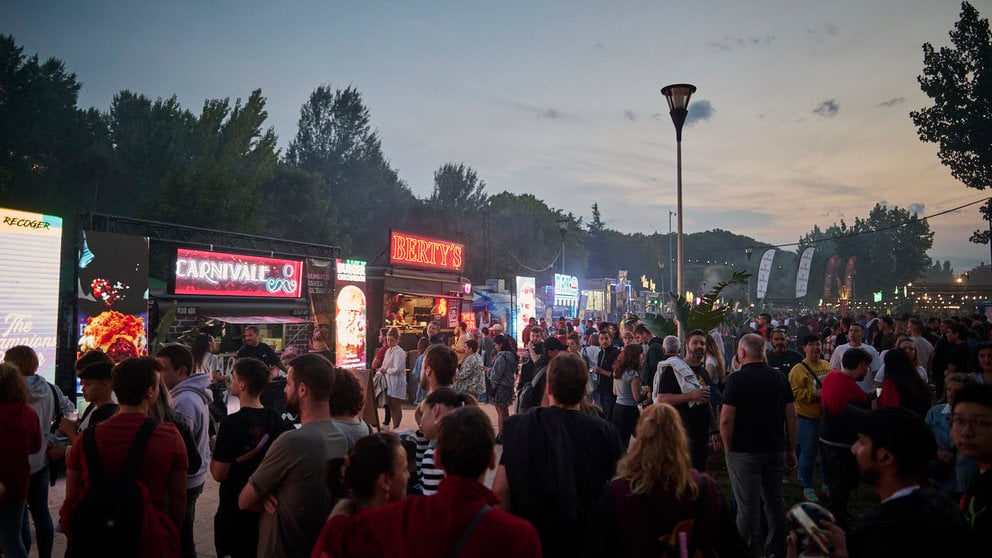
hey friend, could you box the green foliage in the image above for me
[798,204,933,303]
[911,2,992,244]
[671,271,750,333]
[641,312,677,338]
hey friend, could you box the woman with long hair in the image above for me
[489,335,517,443]
[874,335,928,390]
[193,333,228,429]
[878,347,932,416]
[324,433,410,516]
[611,343,645,447]
[591,404,733,557]
[148,375,203,477]
[0,363,41,558]
[969,341,992,385]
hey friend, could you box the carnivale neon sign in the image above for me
[174,249,303,298]
[389,231,465,272]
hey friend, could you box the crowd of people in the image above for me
[1,310,991,557]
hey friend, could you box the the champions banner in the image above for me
[795,247,815,298]
[755,249,776,300]
[515,276,535,346]
[0,208,63,383]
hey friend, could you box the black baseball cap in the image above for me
[543,337,566,351]
[843,406,936,473]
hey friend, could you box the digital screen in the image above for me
[0,208,63,383]
[76,230,149,363]
[515,276,535,347]
[335,284,367,370]
[175,249,303,298]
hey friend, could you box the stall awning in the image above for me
[203,315,311,325]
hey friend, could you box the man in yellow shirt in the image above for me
[789,334,832,502]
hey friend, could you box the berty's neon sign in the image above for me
[174,249,302,298]
[389,231,464,272]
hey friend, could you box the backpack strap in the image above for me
[117,418,159,480]
[448,504,491,558]
[48,382,64,433]
[82,425,106,483]
[799,361,823,389]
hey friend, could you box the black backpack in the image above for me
[72,418,177,557]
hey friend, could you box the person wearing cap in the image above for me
[951,382,992,550]
[59,359,119,443]
[815,407,973,557]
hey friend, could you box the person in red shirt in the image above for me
[818,347,871,527]
[0,362,41,558]
[312,406,542,558]
[59,357,188,550]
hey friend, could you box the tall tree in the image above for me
[286,85,415,255]
[428,163,488,214]
[911,2,992,245]
[146,89,279,232]
[588,203,605,235]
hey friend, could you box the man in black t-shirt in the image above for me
[944,322,971,379]
[237,326,288,373]
[656,329,713,471]
[210,358,292,558]
[720,333,797,558]
[592,331,620,419]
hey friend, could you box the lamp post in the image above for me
[661,84,696,340]
[668,210,675,296]
[556,217,568,275]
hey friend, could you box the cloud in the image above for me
[685,99,714,126]
[542,108,561,119]
[876,97,905,108]
[707,35,774,51]
[908,202,926,215]
[813,99,839,117]
[623,110,636,121]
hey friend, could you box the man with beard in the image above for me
[237,326,287,373]
[657,329,714,471]
[767,328,805,378]
[872,316,897,352]
[814,407,973,557]
[239,355,347,558]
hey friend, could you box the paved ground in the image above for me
[30,399,504,558]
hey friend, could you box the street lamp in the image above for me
[744,247,753,306]
[668,210,675,295]
[556,217,568,275]
[661,83,696,339]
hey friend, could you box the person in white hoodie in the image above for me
[156,343,212,558]
[4,346,73,558]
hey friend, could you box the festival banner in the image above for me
[822,254,841,300]
[515,276,535,346]
[795,247,815,298]
[843,256,856,299]
[0,208,62,383]
[755,249,776,299]
[77,231,149,363]
[334,259,367,369]
[306,259,334,355]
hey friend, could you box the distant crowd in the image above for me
[1,311,991,557]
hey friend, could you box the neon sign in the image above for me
[174,249,302,298]
[390,230,464,272]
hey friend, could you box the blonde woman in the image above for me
[590,404,736,557]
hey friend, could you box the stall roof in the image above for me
[203,315,311,325]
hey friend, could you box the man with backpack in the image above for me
[516,337,565,414]
[4,346,73,558]
[156,344,212,558]
[59,356,188,558]
[210,357,293,558]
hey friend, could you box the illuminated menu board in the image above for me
[0,208,62,383]
[335,259,367,369]
[174,249,303,298]
[515,276,535,347]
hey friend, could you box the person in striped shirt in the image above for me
[417,388,478,495]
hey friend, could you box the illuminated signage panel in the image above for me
[174,249,303,298]
[389,231,465,273]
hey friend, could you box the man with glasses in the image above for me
[951,382,992,548]
[766,328,804,378]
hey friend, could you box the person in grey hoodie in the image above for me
[156,343,212,558]
[5,346,73,558]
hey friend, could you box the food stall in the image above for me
[365,230,471,359]
[152,247,313,360]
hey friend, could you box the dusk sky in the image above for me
[5,0,990,271]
